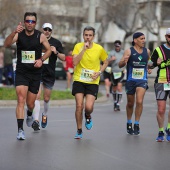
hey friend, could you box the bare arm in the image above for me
[4,22,24,47]
[50,46,65,61]
[119,49,131,68]
[34,33,51,68]
[91,59,109,80]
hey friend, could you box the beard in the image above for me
[166,39,170,46]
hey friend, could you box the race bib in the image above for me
[42,53,49,64]
[164,83,170,91]
[132,68,144,79]
[105,67,111,73]
[113,72,122,79]
[80,69,94,82]
[68,68,74,73]
[21,51,35,63]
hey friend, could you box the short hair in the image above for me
[114,40,121,46]
[83,26,95,35]
[24,12,37,21]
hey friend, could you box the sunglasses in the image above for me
[166,35,170,38]
[25,20,36,24]
[43,28,52,32]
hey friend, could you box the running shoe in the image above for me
[116,104,120,111]
[32,120,40,131]
[26,116,33,127]
[127,123,134,135]
[114,103,117,111]
[134,124,140,135]
[156,131,164,142]
[41,114,48,128]
[165,128,170,142]
[85,115,93,130]
[74,130,83,139]
[17,128,26,140]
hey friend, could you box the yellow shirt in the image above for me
[72,42,108,84]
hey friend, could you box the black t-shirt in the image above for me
[42,37,64,79]
[16,29,42,74]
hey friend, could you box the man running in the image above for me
[108,40,125,111]
[119,32,151,135]
[4,12,51,140]
[33,23,65,131]
[150,28,170,142]
[72,26,108,139]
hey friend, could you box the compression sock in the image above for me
[43,101,49,116]
[27,110,33,116]
[17,119,24,131]
[117,92,122,104]
[33,100,40,120]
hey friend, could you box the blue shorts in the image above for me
[125,81,148,95]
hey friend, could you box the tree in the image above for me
[0,0,25,38]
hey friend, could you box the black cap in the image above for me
[132,32,144,46]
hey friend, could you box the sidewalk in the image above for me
[0,95,108,107]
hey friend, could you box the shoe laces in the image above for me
[166,129,170,136]
[158,131,164,137]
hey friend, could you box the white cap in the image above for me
[42,23,52,30]
[166,28,170,35]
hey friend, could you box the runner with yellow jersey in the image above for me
[72,26,108,139]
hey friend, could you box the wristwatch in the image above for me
[99,71,102,75]
[40,58,45,62]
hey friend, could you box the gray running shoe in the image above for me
[32,120,40,131]
[26,116,33,127]
[17,128,26,140]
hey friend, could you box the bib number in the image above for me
[80,69,94,82]
[105,67,111,73]
[42,53,49,64]
[68,68,74,73]
[113,72,122,79]
[22,51,35,63]
[132,68,144,79]
[164,83,170,91]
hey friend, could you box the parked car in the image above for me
[55,60,66,80]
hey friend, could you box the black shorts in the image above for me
[15,71,41,94]
[110,71,124,86]
[72,81,99,99]
[41,74,55,90]
[103,71,111,81]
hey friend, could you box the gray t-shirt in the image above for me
[108,49,125,72]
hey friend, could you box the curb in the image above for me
[0,95,108,107]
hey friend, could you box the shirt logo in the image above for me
[138,56,142,61]
[133,53,137,56]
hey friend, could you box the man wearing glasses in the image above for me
[150,28,170,142]
[4,12,51,140]
[33,23,65,131]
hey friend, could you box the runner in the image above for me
[150,28,170,142]
[4,12,51,140]
[119,32,151,135]
[72,26,108,139]
[108,40,125,111]
[33,23,65,131]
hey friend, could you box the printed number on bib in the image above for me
[113,72,122,79]
[68,68,74,73]
[42,53,49,64]
[132,68,144,79]
[22,51,35,63]
[164,83,170,91]
[80,69,94,82]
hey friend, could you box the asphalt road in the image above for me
[0,79,169,170]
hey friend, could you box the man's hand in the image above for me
[14,22,24,34]
[91,71,100,80]
[34,59,43,68]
